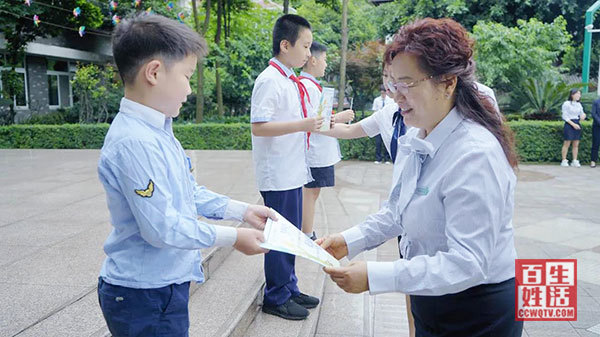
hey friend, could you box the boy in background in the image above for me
[299,41,354,240]
[251,14,322,320]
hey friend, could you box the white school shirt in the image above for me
[475,82,499,113]
[342,107,518,296]
[360,102,400,155]
[561,101,584,122]
[251,58,312,191]
[300,71,342,168]
[371,95,395,112]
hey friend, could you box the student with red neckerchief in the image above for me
[298,41,354,242]
[250,14,322,321]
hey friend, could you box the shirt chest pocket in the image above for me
[164,151,195,203]
[402,187,441,221]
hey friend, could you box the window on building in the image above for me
[47,75,59,106]
[47,59,75,109]
[0,53,29,109]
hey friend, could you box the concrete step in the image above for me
[188,249,265,337]
[243,258,326,337]
[242,193,330,337]
[13,218,243,337]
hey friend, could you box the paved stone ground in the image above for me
[1,149,599,337]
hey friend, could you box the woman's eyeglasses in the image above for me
[386,75,434,95]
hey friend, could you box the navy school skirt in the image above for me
[564,119,582,140]
[410,278,523,337]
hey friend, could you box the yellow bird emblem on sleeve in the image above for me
[135,179,154,198]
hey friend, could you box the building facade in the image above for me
[0,31,112,123]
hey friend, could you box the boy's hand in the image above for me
[333,109,355,124]
[315,233,348,260]
[234,228,268,255]
[303,116,324,132]
[243,205,278,230]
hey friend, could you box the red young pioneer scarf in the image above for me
[269,60,312,149]
[298,76,322,92]
[298,75,336,116]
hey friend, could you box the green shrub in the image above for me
[175,124,251,150]
[21,108,79,125]
[0,124,109,149]
[505,114,522,122]
[198,115,251,124]
[0,121,595,163]
[0,123,250,150]
[510,120,593,163]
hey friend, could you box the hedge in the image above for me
[0,121,595,163]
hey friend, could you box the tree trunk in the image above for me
[215,0,224,117]
[337,0,349,113]
[224,0,230,45]
[283,0,289,14]
[191,0,204,123]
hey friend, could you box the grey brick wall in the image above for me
[14,55,49,122]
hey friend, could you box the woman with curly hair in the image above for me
[318,18,522,336]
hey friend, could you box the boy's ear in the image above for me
[143,60,162,86]
[279,39,289,54]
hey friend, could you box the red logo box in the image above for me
[515,259,577,321]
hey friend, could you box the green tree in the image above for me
[337,0,348,113]
[345,41,386,110]
[297,0,377,51]
[368,0,594,43]
[0,67,25,125]
[176,4,278,120]
[71,63,122,123]
[472,16,572,92]
[296,0,378,110]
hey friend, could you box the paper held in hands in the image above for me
[259,212,340,268]
[316,87,335,131]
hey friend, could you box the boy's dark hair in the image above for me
[380,85,386,91]
[310,41,327,57]
[112,13,207,85]
[272,14,311,56]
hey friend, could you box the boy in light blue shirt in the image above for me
[97,13,275,336]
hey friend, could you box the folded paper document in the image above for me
[260,212,340,268]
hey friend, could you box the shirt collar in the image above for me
[417,107,464,159]
[299,71,320,84]
[119,97,169,131]
[270,57,294,78]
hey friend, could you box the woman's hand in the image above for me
[323,261,369,293]
[569,121,581,130]
[581,112,586,121]
[316,233,348,260]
